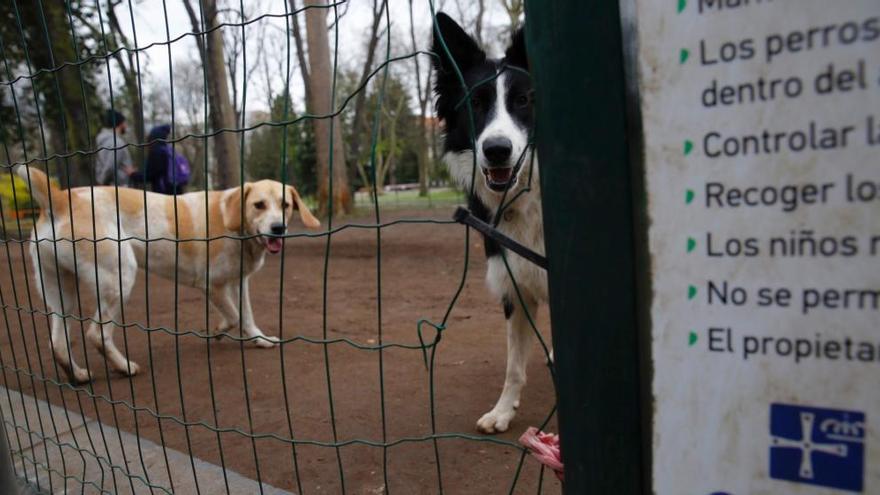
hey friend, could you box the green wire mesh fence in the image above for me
[0,1,557,493]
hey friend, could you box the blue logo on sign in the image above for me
[770,403,865,492]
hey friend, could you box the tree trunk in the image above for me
[375,155,391,191]
[416,116,429,196]
[205,0,241,188]
[374,96,403,192]
[408,0,431,196]
[304,0,351,217]
[185,0,241,189]
[40,2,92,187]
[418,67,434,195]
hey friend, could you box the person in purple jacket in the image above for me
[144,124,190,195]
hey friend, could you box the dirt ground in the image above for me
[0,208,559,494]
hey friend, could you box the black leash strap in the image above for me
[453,206,548,270]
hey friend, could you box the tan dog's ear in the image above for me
[286,185,321,229]
[222,182,252,232]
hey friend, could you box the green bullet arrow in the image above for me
[680,48,690,64]
[683,140,694,155]
[688,331,698,346]
[677,0,687,13]
[687,237,696,253]
[685,189,695,204]
[688,285,697,300]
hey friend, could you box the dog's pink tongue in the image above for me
[488,168,513,183]
[266,238,283,254]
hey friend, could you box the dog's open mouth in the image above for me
[262,236,284,254]
[483,167,517,192]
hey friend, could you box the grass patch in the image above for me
[353,187,465,213]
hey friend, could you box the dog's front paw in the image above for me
[71,368,93,385]
[116,361,141,377]
[476,408,516,434]
[210,323,233,340]
[253,335,279,348]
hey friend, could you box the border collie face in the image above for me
[432,13,533,196]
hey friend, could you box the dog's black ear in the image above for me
[504,26,528,70]
[432,12,485,75]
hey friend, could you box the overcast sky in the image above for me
[111,0,515,120]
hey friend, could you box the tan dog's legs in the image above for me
[50,313,92,384]
[207,280,277,347]
[85,248,140,377]
[44,271,92,384]
[240,278,278,348]
[208,284,239,339]
[30,241,91,384]
[207,298,233,337]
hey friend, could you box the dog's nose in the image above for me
[482,137,513,165]
[270,223,286,235]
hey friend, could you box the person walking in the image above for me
[144,124,190,195]
[94,109,137,186]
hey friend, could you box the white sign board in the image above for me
[635,1,880,493]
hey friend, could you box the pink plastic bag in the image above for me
[519,427,564,481]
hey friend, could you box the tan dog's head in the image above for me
[222,180,321,254]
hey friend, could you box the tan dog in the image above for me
[17,166,320,384]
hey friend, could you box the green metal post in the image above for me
[525,1,647,493]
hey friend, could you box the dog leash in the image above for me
[453,206,548,270]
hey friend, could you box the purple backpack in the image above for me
[166,147,191,187]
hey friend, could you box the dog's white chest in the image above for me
[486,194,548,304]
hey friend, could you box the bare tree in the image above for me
[346,0,386,178]
[452,0,485,44]
[304,0,351,216]
[409,0,435,196]
[73,1,146,158]
[182,0,241,189]
[222,4,260,125]
[371,90,406,191]
[258,28,276,111]
[287,0,312,105]
[259,21,305,116]
[474,0,486,46]
[69,2,146,179]
[499,0,524,37]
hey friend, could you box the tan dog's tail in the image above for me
[16,165,64,214]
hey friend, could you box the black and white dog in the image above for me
[432,13,547,434]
